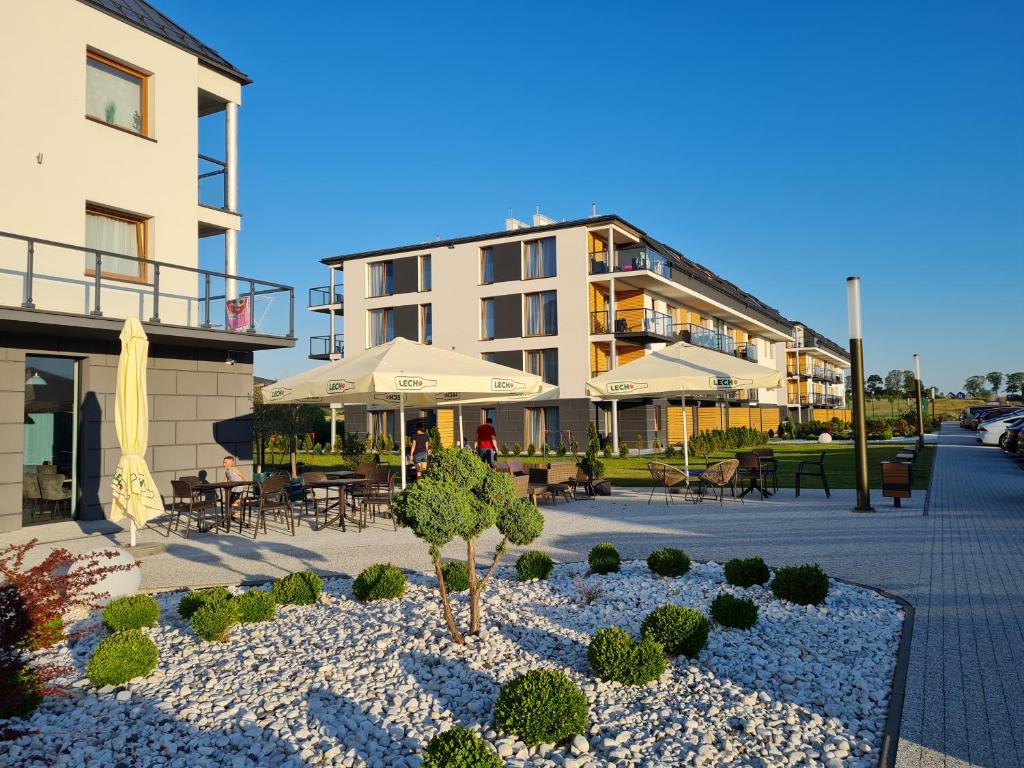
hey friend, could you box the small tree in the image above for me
[265,405,322,476]
[580,421,605,480]
[391,448,543,643]
[428,425,443,452]
[964,375,990,399]
[1006,372,1024,396]
[986,371,1004,397]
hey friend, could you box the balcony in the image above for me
[590,307,674,344]
[308,283,344,314]
[309,334,344,360]
[589,246,671,279]
[798,393,844,407]
[0,230,294,350]
[677,323,736,356]
[198,153,230,211]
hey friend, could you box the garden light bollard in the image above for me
[847,277,873,512]
[913,354,925,450]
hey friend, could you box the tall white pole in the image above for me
[224,102,239,301]
[681,394,689,484]
[399,395,407,489]
[458,404,464,448]
[609,274,619,453]
[329,406,337,452]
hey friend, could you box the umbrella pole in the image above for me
[399,395,407,489]
[130,519,137,547]
[458,404,464,448]
[681,393,690,485]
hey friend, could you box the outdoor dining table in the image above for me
[304,478,367,531]
[192,479,254,531]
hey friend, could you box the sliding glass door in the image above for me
[23,356,78,525]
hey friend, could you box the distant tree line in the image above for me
[963,371,1024,401]
[846,370,1023,401]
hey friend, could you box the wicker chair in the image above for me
[496,464,531,500]
[167,479,220,538]
[646,461,690,505]
[527,462,575,504]
[697,459,740,505]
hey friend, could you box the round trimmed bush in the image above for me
[770,563,830,605]
[190,598,240,642]
[494,669,589,746]
[423,446,488,488]
[588,543,621,575]
[647,548,691,577]
[234,591,276,623]
[422,727,501,768]
[496,497,544,546]
[515,550,554,581]
[0,656,43,718]
[102,594,160,632]
[271,570,323,605]
[587,626,666,685]
[352,563,407,601]
[710,593,758,629]
[640,605,711,658]
[441,560,469,593]
[85,629,158,687]
[476,470,518,509]
[177,587,232,620]
[724,557,770,587]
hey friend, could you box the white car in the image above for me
[976,412,1024,445]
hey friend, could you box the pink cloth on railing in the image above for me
[226,297,250,330]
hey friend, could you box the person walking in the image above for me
[408,421,431,478]
[475,417,498,466]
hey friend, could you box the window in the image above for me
[481,352,497,363]
[421,304,432,345]
[481,298,495,340]
[420,255,431,291]
[480,248,494,284]
[527,406,560,449]
[524,237,556,279]
[23,355,79,524]
[368,261,393,297]
[524,291,557,336]
[86,52,148,135]
[85,206,147,281]
[525,348,558,385]
[368,308,394,346]
[482,407,496,426]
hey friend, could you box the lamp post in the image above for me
[847,277,873,512]
[913,354,925,449]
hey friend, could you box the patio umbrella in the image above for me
[261,338,554,487]
[586,342,783,482]
[109,318,164,546]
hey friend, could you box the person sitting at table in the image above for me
[222,455,249,512]
[408,422,430,478]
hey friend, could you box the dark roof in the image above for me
[323,214,793,331]
[81,0,251,84]
[790,321,850,360]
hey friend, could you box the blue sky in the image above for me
[178,1,1023,393]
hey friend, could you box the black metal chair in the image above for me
[795,451,831,498]
[752,448,779,494]
[735,452,767,499]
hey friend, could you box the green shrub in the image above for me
[271,570,323,605]
[724,557,770,587]
[85,629,158,687]
[18,614,64,651]
[513,443,522,456]
[234,591,276,623]
[710,593,758,629]
[424,446,488,488]
[497,498,544,545]
[441,560,469,592]
[640,605,711,658]
[494,669,589,746]
[526,443,536,457]
[0,657,43,718]
[422,727,501,768]
[588,542,621,574]
[602,444,613,459]
[771,563,830,605]
[190,598,240,642]
[618,443,629,458]
[101,594,160,633]
[177,586,232,620]
[587,626,666,684]
[352,563,408,601]
[515,550,554,581]
[647,548,691,577]
[476,470,518,509]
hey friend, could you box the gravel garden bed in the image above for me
[3,559,903,768]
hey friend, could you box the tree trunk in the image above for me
[432,552,465,644]
[467,538,480,634]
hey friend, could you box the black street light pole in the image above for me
[847,277,873,512]
[914,354,925,450]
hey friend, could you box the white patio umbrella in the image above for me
[587,342,783,481]
[108,318,165,546]
[261,338,554,487]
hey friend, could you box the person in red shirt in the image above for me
[475,418,498,465]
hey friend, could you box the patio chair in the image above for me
[359,467,395,530]
[167,479,220,538]
[301,471,331,527]
[570,464,596,499]
[38,473,72,517]
[239,473,293,538]
[752,448,779,493]
[23,472,47,520]
[496,464,532,500]
[527,462,575,505]
[735,452,768,500]
[795,451,831,498]
[646,461,690,505]
[697,459,740,505]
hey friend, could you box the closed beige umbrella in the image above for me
[109,318,164,546]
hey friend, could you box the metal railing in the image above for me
[309,284,344,307]
[198,153,229,210]
[588,246,671,278]
[677,323,736,355]
[590,307,674,337]
[735,342,758,363]
[309,334,344,359]
[798,393,844,406]
[0,230,294,338]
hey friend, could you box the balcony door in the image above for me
[23,356,79,525]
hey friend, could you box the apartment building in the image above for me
[0,0,294,532]
[311,212,849,450]
[786,323,851,422]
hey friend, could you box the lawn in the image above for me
[274,441,934,490]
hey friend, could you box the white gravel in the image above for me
[2,560,903,768]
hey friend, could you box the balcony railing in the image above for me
[198,153,229,210]
[588,246,671,279]
[309,334,344,360]
[0,230,294,338]
[677,323,736,355]
[590,307,674,337]
[309,284,343,307]
[798,393,844,406]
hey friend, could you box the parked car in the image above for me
[963,405,1018,430]
[1001,421,1024,453]
[976,412,1024,446]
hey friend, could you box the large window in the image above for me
[86,52,148,135]
[23,355,79,525]
[524,237,556,279]
[480,248,494,285]
[420,255,431,291]
[421,304,432,345]
[525,348,558,385]
[368,308,394,346]
[481,298,495,340]
[368,261,394,297]
[85,206,147,281]
[524,291,557,336]
[527,406,560,450]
